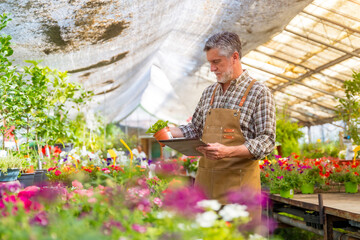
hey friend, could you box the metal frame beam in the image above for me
[274,48,360,92]
[274,90,336,112]
[284,28,360,59]
[302,10,360,35]
[242,61,343,99]
[310,3,360,23]
[254,49,345,84]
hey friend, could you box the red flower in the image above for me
[265,173,269,178]
[41,145,52,155]
[48,167,58,171]
[54,146,61,154]
[54,170,62,176]
[355,172,359,176]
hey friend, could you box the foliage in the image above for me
[261,158,299,192]
[0,13,19,148]
[65,113,137,152]
[335,71,360,145]
[0,161,269,240]
[300,141,340,159]
[298,167,324,186]
[0,14,93,150]
[329,162,360,184]
[20,61,93,146]
[0,151,27,173]
[273,228,322,240]
[276,108,304,157]
[146,120,169,134]
[182,156,199,173]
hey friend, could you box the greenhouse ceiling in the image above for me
[242,0,360,126]
[1,0,358,127]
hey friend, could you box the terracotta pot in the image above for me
[154,127,173,147]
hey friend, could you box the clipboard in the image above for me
[159,138,208,156]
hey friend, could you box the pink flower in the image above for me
[104,170,110,174]
[30,211,48,226]
[153,197,163,207]
[74,189,87,196]
[18,186,40,199]
[54,170,61,176]
[163,186,206,216]
[72,180,83,189]
[85,190,94,198]
[88,197,97,203]
[132,224,147,233]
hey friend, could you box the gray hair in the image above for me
[203,32,242,59]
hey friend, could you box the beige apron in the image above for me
[195,79,261,223]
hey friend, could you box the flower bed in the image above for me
[260,154,360,194]
[0,150,273,239]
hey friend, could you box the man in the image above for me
[169,32,276,222]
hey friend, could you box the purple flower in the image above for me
[270,168,275,172]
[132,224,147,233]
[277,176,283,179]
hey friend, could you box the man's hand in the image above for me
[196,143,230,160]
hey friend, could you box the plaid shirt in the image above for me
[179,70,276,160]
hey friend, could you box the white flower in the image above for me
[196,199,221,211]
[248,234,266,240]
[196,211,218,228]
[69,148,77,155]
[218,204,249,221]
[80,146,88,156]
[156,211,174,219]
[88,152,96,159]
[60,151,67,158]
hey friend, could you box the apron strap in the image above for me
[238,79,256,107]
[210,84,220,106]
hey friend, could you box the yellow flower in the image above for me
[317,139,321,143]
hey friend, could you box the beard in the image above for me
[216,65,233,84]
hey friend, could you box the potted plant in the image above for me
[17,165,35,188]
[0,151,26,182]
[267,159,298,198]
[298,167,323,194]
[330,163,360,193]
[146,120,172,147]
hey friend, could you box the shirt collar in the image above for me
[234,69,250,85]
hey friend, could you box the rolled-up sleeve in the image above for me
[179,94,205,139]
[243,88,276,160]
